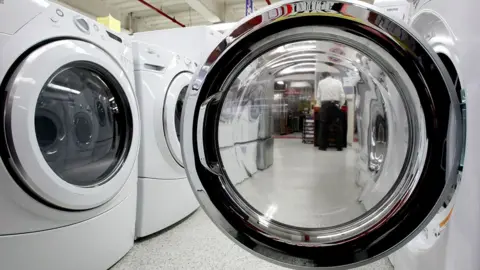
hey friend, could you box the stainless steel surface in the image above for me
[182,0,462,268]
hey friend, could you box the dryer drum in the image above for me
[96,100,107,127]
[31,63,133,188]
[174,85,188,140]
[74,112,93,146]
[35,114,60,150]
[34,104,67,161]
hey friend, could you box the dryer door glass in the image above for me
[34,64,132,187]
[181,1,463,269]
[175,86,189,140]
[163,72,193,166]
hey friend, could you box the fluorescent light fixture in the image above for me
[47,83,81,95]
[276,81,285,85]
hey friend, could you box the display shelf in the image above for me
[302,117,315,144]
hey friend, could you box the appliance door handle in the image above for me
[443,102,463,175]
[196,95,221,175]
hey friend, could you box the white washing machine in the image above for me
[218,71,274,186]
[180,0,469,269]
[0,1,140,269]
[132,41,199,238]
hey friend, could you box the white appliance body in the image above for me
[0,1,140,269]
[133,41,198,238]
[388,0,472,269]
[133,25,224,65]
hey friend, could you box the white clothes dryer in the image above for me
[0,1,140,269]
[133,25,224,66]
[180,0,467,269]
[132,41,198,238]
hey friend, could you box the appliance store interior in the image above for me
[0,0,474,269]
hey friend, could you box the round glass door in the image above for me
[164,72,193,166]
[2,39,139,210]
[34,65,130,187]
[181,0,463,268]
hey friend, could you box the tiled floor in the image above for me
[112,139,393,269]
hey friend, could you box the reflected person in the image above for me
[316,72,346,151]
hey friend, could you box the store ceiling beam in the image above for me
[185,0,224,23]
[135,9,207,31]
[116,0,180,12]
[137,0,186,27]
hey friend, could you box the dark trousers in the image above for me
[342,110,347,148]
[317,101,345,150]
[314,111,320,146]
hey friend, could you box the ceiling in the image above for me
[56,0,271,32]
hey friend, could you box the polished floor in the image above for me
[112,209,393,270]
[112,139,393,269]
[235,139,365,228]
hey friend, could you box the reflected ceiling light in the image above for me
[276,81,285,85]
[290,81,312,88]
[269,57,357,71]
[286,45,317,51]
[278,68,315,75]
[264,204,278,220]
[47,83,81,95]
[429,36,455,46]
[272,46,286,54]
[267,54,317,66]
[270,59,316,69]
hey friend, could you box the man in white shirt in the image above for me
[317,72,345,106]
[316,72,346,151]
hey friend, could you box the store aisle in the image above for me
[236,139,365,228]
[112,139,392,269]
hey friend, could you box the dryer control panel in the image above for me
[41,3,135,87]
